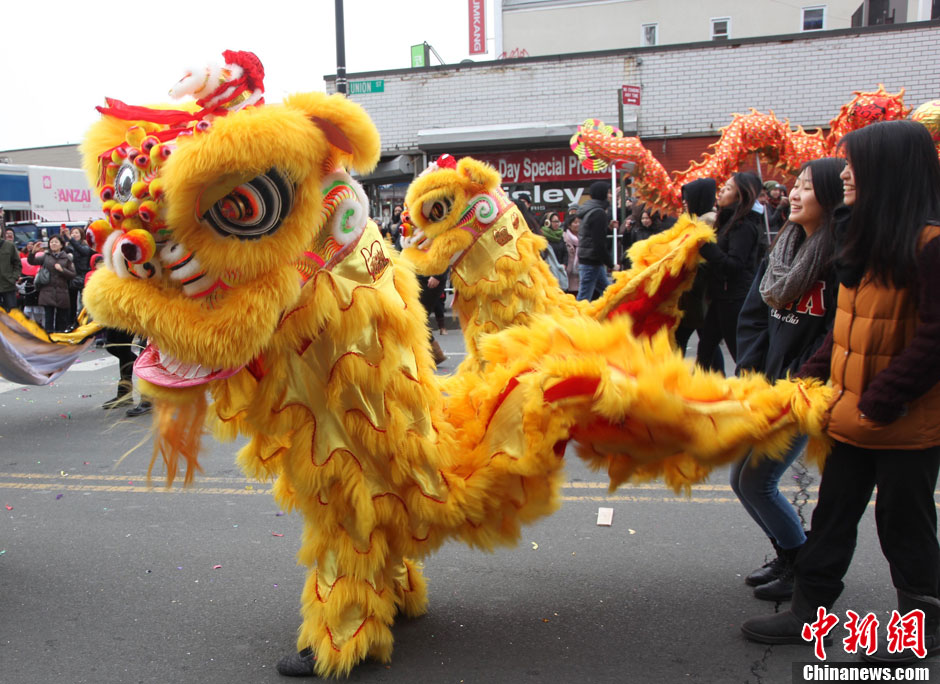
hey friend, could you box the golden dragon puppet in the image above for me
[80,52,832,678]
[399,154,715,374]
[570,85,910,214]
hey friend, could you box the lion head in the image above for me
[400,155,516,275]
[81,53,380,394]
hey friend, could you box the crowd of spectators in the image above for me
[1,224,94,333]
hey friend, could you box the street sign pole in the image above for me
[618,90,627,248]
[611,164,618,269]
[335,0,347,94]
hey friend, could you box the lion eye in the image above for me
[421,197,453,223]
[201,169,294,240]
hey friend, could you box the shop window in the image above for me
[802,5,826,30]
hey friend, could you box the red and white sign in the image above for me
[27,167,100,215]
[469,0,486,55]
[468,149,606,184]
[622,85,641,106]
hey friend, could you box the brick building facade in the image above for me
[326,21,940,218]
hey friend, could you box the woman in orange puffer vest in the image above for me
[742,120,940,664]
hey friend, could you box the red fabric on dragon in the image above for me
[570,85,910,214]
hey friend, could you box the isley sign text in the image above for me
[506,185,587,205]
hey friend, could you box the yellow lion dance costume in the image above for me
[81,52,832,677]
[399,154,715,374]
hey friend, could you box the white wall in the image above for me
[501,0,864,55]
[331,24,940,153]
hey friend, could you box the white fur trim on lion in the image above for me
[101,230,122,274]
[320,171,369,247]
[466,194,499,225]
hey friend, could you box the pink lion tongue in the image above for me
[134,343,244,389]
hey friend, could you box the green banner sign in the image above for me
[348,79,385,95]
[411,44,426,68]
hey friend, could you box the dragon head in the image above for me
[827,84,910,149]
[400,155,516,275]
[81,52,380,394]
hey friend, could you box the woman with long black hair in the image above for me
[731,157,845,603]
[742,120,940,663]
[696,171,764,373]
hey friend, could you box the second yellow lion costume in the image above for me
[400,154,715,374]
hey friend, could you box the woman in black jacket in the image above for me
[695,172,764,373]
[730,158,845,602]
[65,225,93,326]
[576,181,613,301]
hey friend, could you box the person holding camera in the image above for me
[27,236,75,333]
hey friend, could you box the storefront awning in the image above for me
[416,118,637,151]
[353,155,415,183]
[31,209,104,223]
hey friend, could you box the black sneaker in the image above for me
[276,647,316,677]
[125,401,153,417]
[745,556,785,587]
[102,394,133,410]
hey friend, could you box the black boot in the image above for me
[102,380,133,410]
[861,590,940,663]
[742,582,830,645]
[276,646,316,677]
[754,544,801,601]
[746,539,786,587]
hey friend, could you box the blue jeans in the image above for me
[576,263,610,301]
[730,434,809,550]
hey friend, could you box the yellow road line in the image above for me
[0,481,753,503]
[0,472,806,492]
[0,482,269,495]
[2,481,937,507]
[0,472,267,484]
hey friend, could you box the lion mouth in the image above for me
[134,342,244,388]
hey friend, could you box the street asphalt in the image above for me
[1,325,937,684]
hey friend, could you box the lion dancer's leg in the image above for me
[392,558,429,619]
[285,521,403,678]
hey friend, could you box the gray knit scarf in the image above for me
[758,223,827,310]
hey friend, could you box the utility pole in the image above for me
[335,0,347,95]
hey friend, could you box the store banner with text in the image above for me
[469,0,486,55]
[467,149,607,184]
[456,149,609,215]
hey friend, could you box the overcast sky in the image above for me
[0,0,486,151]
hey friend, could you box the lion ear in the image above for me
[80,113,136,189]
[457,157,501,189]
[284,92,381,174]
